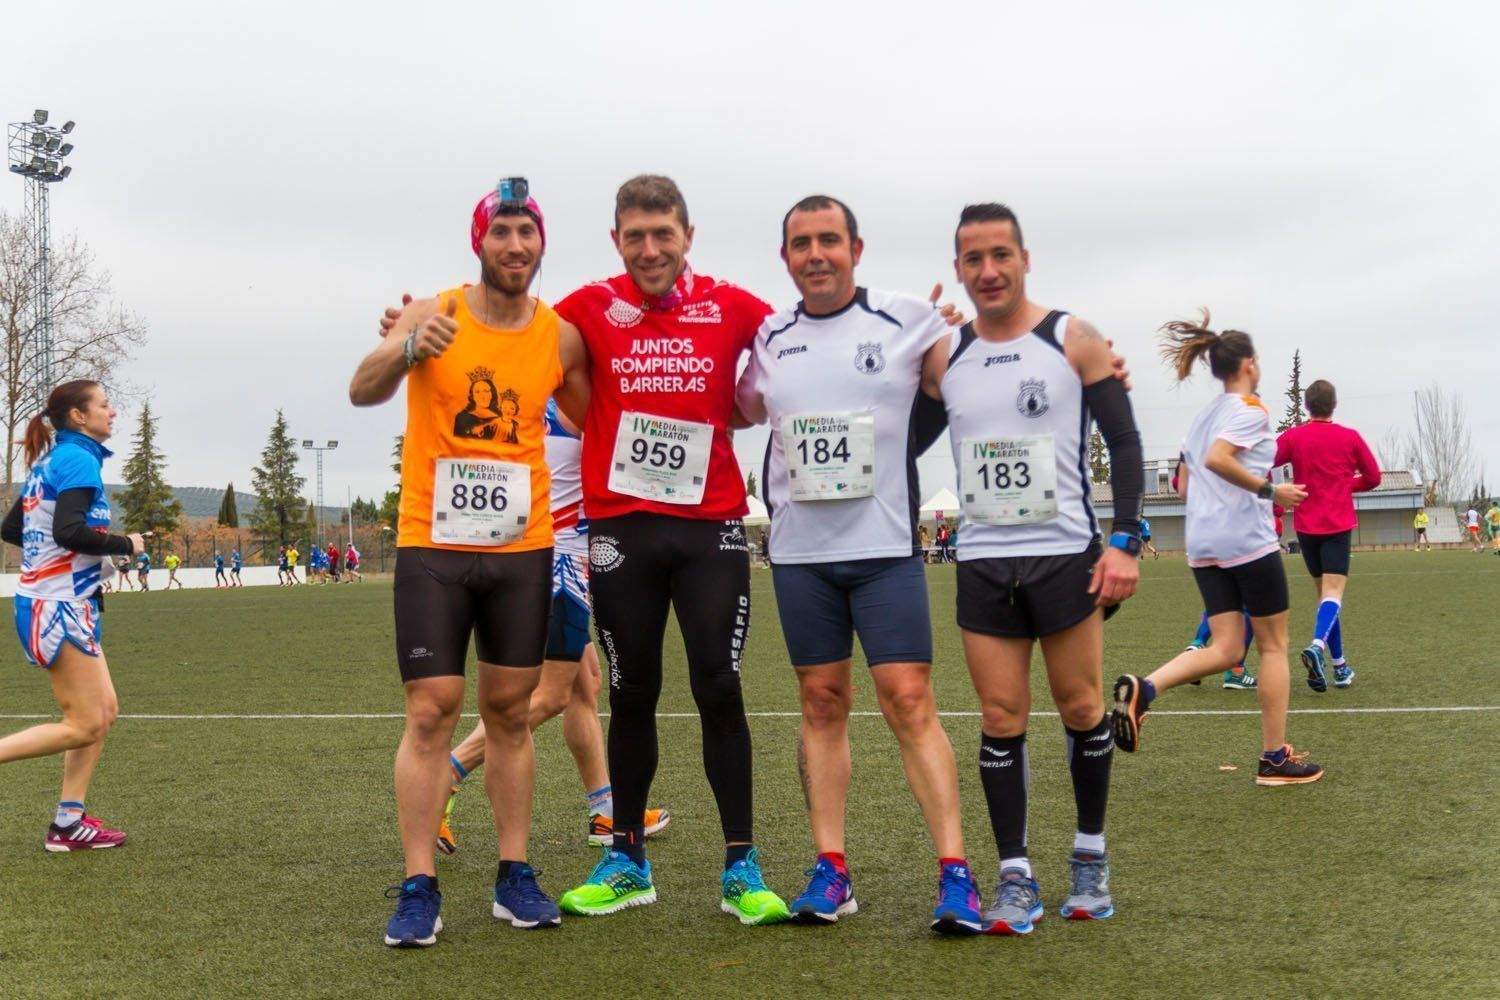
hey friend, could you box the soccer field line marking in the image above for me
[0,706,1496,721]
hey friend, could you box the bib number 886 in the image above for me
[450,483,507,511]
[631,439,687,470]
[796,437,851,465]
[975,461,1031,491]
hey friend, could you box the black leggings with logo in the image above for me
[588,512,753,844]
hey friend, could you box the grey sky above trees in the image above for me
[4,1,1496,505]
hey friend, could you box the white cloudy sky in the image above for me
[5,1,1496,505]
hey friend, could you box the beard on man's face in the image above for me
[480,256,537,295]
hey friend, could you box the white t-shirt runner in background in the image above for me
[736,288,948,564]
[1181,392,1280,567]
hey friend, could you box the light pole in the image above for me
[7,110,76,413]
[301,439,337,543]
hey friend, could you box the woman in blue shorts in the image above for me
[0,380,144,851]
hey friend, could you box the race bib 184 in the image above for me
[959,434,1058,525]
[431,458,531,545]
[608,411,713,504]
[782,411,875,501]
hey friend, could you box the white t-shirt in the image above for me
[736,287,947,564]
[1466,508,1479,527]
[1182,392,1280,567]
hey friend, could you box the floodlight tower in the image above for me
[301,439,338,542]
[6,110,76,413]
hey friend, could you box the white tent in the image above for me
[919,487,961,521]
[744,494,770,526]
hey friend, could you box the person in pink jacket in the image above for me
[1273,380,1380,692]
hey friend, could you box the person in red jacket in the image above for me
[1273,380,1380,692]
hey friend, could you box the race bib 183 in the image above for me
[608,411,713,504]
[959,434,1058,525]
[782,411,875,501]
[431,458,531,545]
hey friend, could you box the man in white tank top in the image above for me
[734,196,981,934]
[918,203,1145,934]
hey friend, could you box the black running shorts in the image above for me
[393,546,551,681]
[1191,550,1289,618]
[1296,530,1352,578]
[956,542,1108,639]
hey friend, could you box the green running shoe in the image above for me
[559,849,656,916]
[1222,669,1257,690]
[721,847,790,925]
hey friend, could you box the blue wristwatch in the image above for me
[1108,532,1141,556]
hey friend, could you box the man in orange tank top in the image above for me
[350,180,590,947]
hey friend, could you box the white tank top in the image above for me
[942,310,1097,559]
[545,399,586,557]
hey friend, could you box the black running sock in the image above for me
[979,732,1029,859]
[725,843,753,868]
[614,825,647,865]
[497,860,523,880]
[1066,716,1114,837]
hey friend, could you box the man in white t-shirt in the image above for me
[1466,507,1481,551]
[735,195,980,934]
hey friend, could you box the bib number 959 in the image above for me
[630,439,687,471]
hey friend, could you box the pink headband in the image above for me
[470,190,546,256]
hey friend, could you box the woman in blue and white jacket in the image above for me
[0,379,144,851]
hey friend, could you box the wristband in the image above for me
[403,333,418,368]
[1256,480,1274,501]
[1108,532,1141,556]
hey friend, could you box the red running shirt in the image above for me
[1273,419,1382,535]
[555,266,772,521]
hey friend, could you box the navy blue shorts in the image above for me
[546,590,591,662]
[770,555,932,667]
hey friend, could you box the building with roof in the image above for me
[1092,461,1426,551]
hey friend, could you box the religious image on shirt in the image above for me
[454,367,521,443]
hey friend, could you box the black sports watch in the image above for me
[1255,479,1274,501]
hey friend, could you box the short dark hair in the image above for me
[614,174,690,230]
[781,195,859,249]
[1305,380,1336,418]
[954,202,1024,255]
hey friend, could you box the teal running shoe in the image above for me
[721,847,790,925]
[559,849,656,916]
[1222,670,1257,690]
[1333,663,1355,688]
[1302,643,1328,692]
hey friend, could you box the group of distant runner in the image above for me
[272,542,363,585]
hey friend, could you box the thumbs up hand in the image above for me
[929,283,967,327]
[410,296,459,363]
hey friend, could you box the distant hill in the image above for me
[102,485,347,524]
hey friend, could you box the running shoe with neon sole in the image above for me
[983,868,1043,935]
[791,857,857,924]
[721,847,791,925]
[1256,745,1325,786]
[931,861,983,935]
[1301,643,1328,692]
[493,862,562,929]
[1222,669,1258,690]
[1332,664,1355,688]
[384,875,442,947]
[587,807,671,847]
[436,791,458,856]
[559,850,656,916]
[1110,674,1152,753]
[45,814,126,852]
[1059,852,1114,920]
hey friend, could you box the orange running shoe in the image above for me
[588,808,671,847]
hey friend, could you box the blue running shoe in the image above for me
[931,860,983,935]
[791,857,857,924]
[1060,852,1114,920]
[384,874,442,947]
[1301,643,1328,692]
[983,868,1043,935]
[721,847,791,925]
[493,862,562,929]
[1332,663,1355,689]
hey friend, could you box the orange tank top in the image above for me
[397,288,562,552]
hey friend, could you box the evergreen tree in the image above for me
[1278,350,1306,432]
[349,496,380,522]
[1087,427,1110,484]
[379,434,404,527]
[249,410,305,548]
[306,498,319,544]
[746,471,759,498]
[117,403,183,547]
[218,481,239,528]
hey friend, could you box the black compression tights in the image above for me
[588,513,754,844]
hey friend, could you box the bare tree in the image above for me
[1374,427,1409,470]
[0,210,148,568]
[1406,384,1477,505]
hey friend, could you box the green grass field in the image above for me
[0,551,1496,998]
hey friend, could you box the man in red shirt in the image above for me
[552,175,790,926]
[1274,379,1380,691]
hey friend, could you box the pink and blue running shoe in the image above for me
[791,856,857,924]
[931,860,983,935]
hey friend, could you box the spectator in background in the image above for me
[1412,509,1430,551]
[918,523,931,562]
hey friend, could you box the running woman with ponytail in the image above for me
[1111,314,1325,786]
[0,380,145,850]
